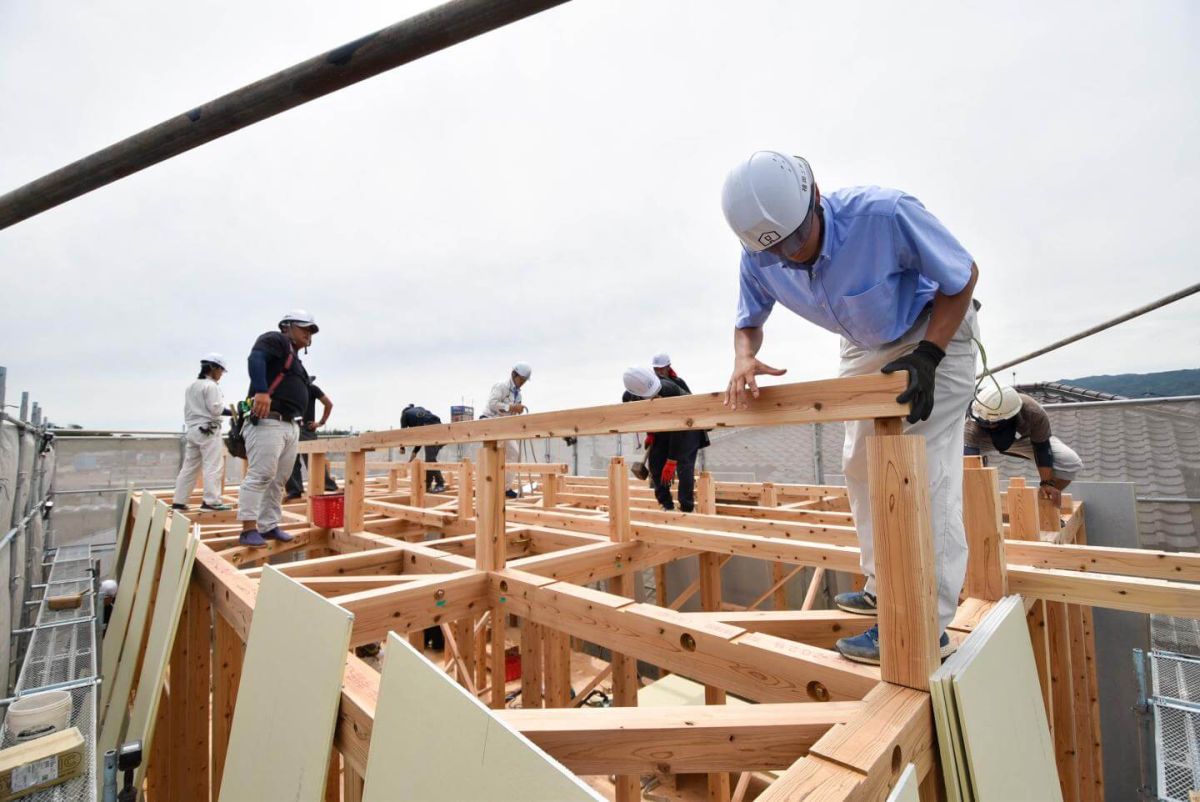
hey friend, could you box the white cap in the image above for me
[623,367,661,399]
[971,385,1023,422]
[721,151,815,253]
[100,579,118,598]
[512,362,532,379]
[280,309,319,333]
[201,352,228,371]
[651,353,671,369]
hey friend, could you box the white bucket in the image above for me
[5,690,72,742]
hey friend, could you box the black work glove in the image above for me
[881,340,945,423]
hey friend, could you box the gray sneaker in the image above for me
[834,590,877,616]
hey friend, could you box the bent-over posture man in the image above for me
[484,362,532,498]
[965,385,1083,505]
[622,366,706,513]
[401,404,446,493]
[722,151,979,664]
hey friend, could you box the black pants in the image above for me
[286,429,338,497]
[418,445,444,490]
[647,435,700,512]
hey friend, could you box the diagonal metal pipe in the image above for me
[0,0,569,230]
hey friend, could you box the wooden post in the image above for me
[962,465,1007,600]
[325,749,341,802]
[699,547,732,802]
[868,420,939,690]
[477,442,507,709]
[457,460,474,521]
[607,458,641,802]
[343,764,364,802]
[308,453,328,525]
[166,592,188,802]
[1068,605,1097,801]
[542,627,571,708]
[411,458,426,508]
[520,618,543,709]
[1007,478,1040,541]
[542,472,559,508]
[1080,606,1106,801]
[1046,601,1080,802]
[760,483,789,610]
[1039,492,1061,534]
[387,466,398,493]
[184,581,211,802]
[454,616,475,692]
[698,472,717,516]
[344,450,367,532]
[212,614,244,800]
[1028,600,1053,727]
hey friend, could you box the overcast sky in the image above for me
[1,1,1197,430]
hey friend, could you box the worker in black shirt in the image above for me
[622,366,707,512]
[400,404,445,493]
[237,310,319,548]
[651,352,692,393]
[285,376,338,500]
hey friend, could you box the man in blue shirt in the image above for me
[721,151,980,665]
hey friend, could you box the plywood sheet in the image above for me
[99,491,156,713]
[637,672,750,708]
[98,498,167,752]
[949,596,1062,801]
[886,763,920,802]
[362,633,601,802]
[928,674,968,802]
[127,516,199,787]
[218,566,354,802]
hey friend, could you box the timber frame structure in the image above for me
[141,374,1200,801]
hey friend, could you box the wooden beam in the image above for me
[1008,565,1200,617]
[363,499,455,527]
[501,702,861,774]
[476,441,506,572]
[631,522,862,573]
[868,432,938,691]
[332,571,490,647]
[690,610,874,649]
[962,466,1007,601]
[633,506,858,547]
[1005,540,1200,582]
[298,375,908,452]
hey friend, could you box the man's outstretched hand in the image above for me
[725,357,787,409]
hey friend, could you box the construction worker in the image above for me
[622,366,706,513]
[484,362,532,498]
[722,151,979,665]
[651,353,692,393]
[171,353,232,512]
[964,385,1083,504]
[237,310,319,548]
[284,376,337,500]
[401,404,446,493]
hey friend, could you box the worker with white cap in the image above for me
[964,385,1083,503]
[623,366,706,512]
[651,352,692,393]
[484,362,532,498]
[236,310,319,547]
[171,353,232,512]
[721,151,980,665]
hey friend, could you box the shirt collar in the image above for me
[814,202,834,264]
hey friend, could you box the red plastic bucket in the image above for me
[311,493,345,528]
[504,652,522,683]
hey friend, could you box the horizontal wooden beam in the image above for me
[1005,540,1200,582]
[1008,565,1200,617]
[333,570,490,647]
[632,507,858,547]
[494,569,879,703]
[508,540,696,585]
[299,375,907,452]
[364,499,455,527]
[691,610,874,649]
[501,701,862,774]
[631,522,862,573]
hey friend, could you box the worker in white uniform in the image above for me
[171,353,232,512]
[721,151,980,665]
[484,362,532,498]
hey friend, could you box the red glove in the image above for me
[660,459,677,485]
[644,433,655,449]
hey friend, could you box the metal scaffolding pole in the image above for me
[0,0,570,230]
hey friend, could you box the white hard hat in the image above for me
[623,367,661,399]
[512,362,532,379]
[721,151,816,253]
[280,309,319,333]
[100,579,118,598]
[971,385,1023,422]
[650,353,671,369]
[200,352,228,371]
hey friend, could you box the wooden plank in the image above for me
[1080,606,1105,801]
[1007,482,1041,541]
[303,375,908,452]
[962,467,1007,601]
[1028,600,1053,727]
[521,618,544,709]
[219,566,354,802]
[128,518,200,789]
[332,571,490,648]
[476,441,506,572]
[502,701,860,774]
[212,612,244,801]
[1005,540,1200,582]
[631,522,861,573]
[98,500,169,752]
[867,434,939,690]
[344,450,367,532]
[308,452,327,522]
[689,610,874,649]
[606,457,640,802]
[360,634,600,801]
[635,506,859,546]
[543,627,572,708]
[457,460,474,521]
[99,492,158,714]
[1008,565,1200,617]
[1046,601,1079,801]
[699,546,732,802]
[363,499,455,527]
[185,578,213,802]
[1068,605,1096,801]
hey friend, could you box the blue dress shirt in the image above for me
[735,186,974,348]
